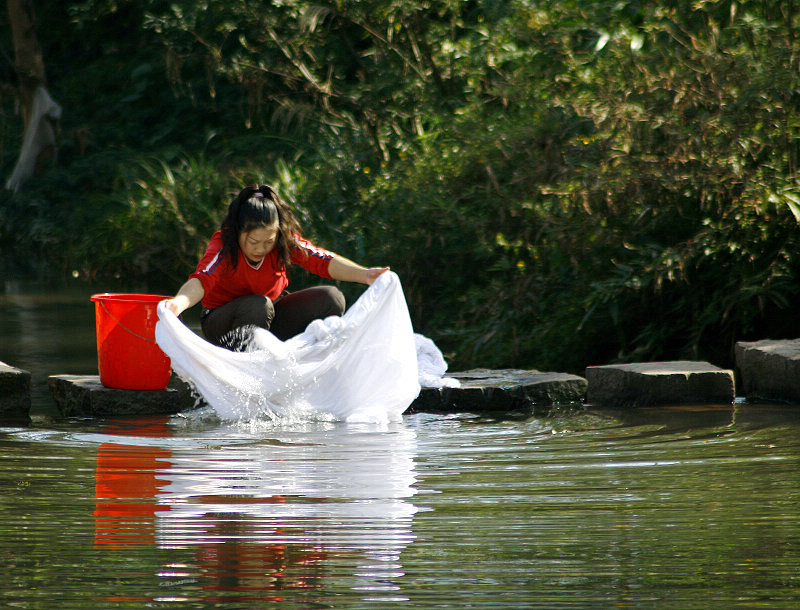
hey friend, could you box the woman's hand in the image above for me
[363,266,390,285]
[162,278,205,316]
[329,256,390,285]
[162,297,186,316]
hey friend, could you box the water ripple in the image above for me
[1,406,800,606]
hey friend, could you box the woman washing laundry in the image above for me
[163,184,388,347]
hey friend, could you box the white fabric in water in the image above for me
[155,271,457,423]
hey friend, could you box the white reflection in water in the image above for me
[154,422,419,550]
[91,417,419,600]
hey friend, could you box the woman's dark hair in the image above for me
[219,184,302,269]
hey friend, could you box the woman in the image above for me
[163,184,388,347]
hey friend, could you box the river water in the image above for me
[1,281,800,607]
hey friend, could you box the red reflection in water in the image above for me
[94,417,172,548]
[193,519,326,600]
[93,416,325,602]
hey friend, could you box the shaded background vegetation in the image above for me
[1,0,799,374]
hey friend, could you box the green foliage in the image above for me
[90,153,239,291]
[2,0,800,374]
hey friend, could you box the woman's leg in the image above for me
[270,286,346,340]
[201,294,275,347]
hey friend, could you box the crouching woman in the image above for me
[163,184,388,347]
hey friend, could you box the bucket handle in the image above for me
[99,299,159,345]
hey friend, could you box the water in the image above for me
[0,280,100,413]
[2,282,800,607]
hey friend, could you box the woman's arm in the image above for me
[162,277,205,316]
[327,256,389,285]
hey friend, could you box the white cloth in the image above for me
[415,334,460,389]
[155,271,458,423]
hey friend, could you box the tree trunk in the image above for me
[5,0,61,192]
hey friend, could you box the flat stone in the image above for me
[585,361,735,407]
[48,374,199,417]
[47,369,589,418]
[410,368,588,413]
[0,361,32,424]
[735,339,800,402]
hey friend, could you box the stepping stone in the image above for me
[48,369,588,418]
[0,361,32,424]
[48,374,198,417]
[585,361,735,407]
[411,368,588,413]
[735,339,800,403]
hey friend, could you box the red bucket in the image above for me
[90,293,172,390]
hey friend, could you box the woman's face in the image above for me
[238,223,278,266]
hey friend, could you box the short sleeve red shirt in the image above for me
[190,231,336,309]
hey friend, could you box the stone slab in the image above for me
[585,361,735,407]
[0,361,32,424]
[48,374,199,417]
[410,368,588,413]
[735,339,800,402]
[48,369,588,417]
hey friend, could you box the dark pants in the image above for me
[201,286,346,347]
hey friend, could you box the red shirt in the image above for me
[190,231,336,309]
